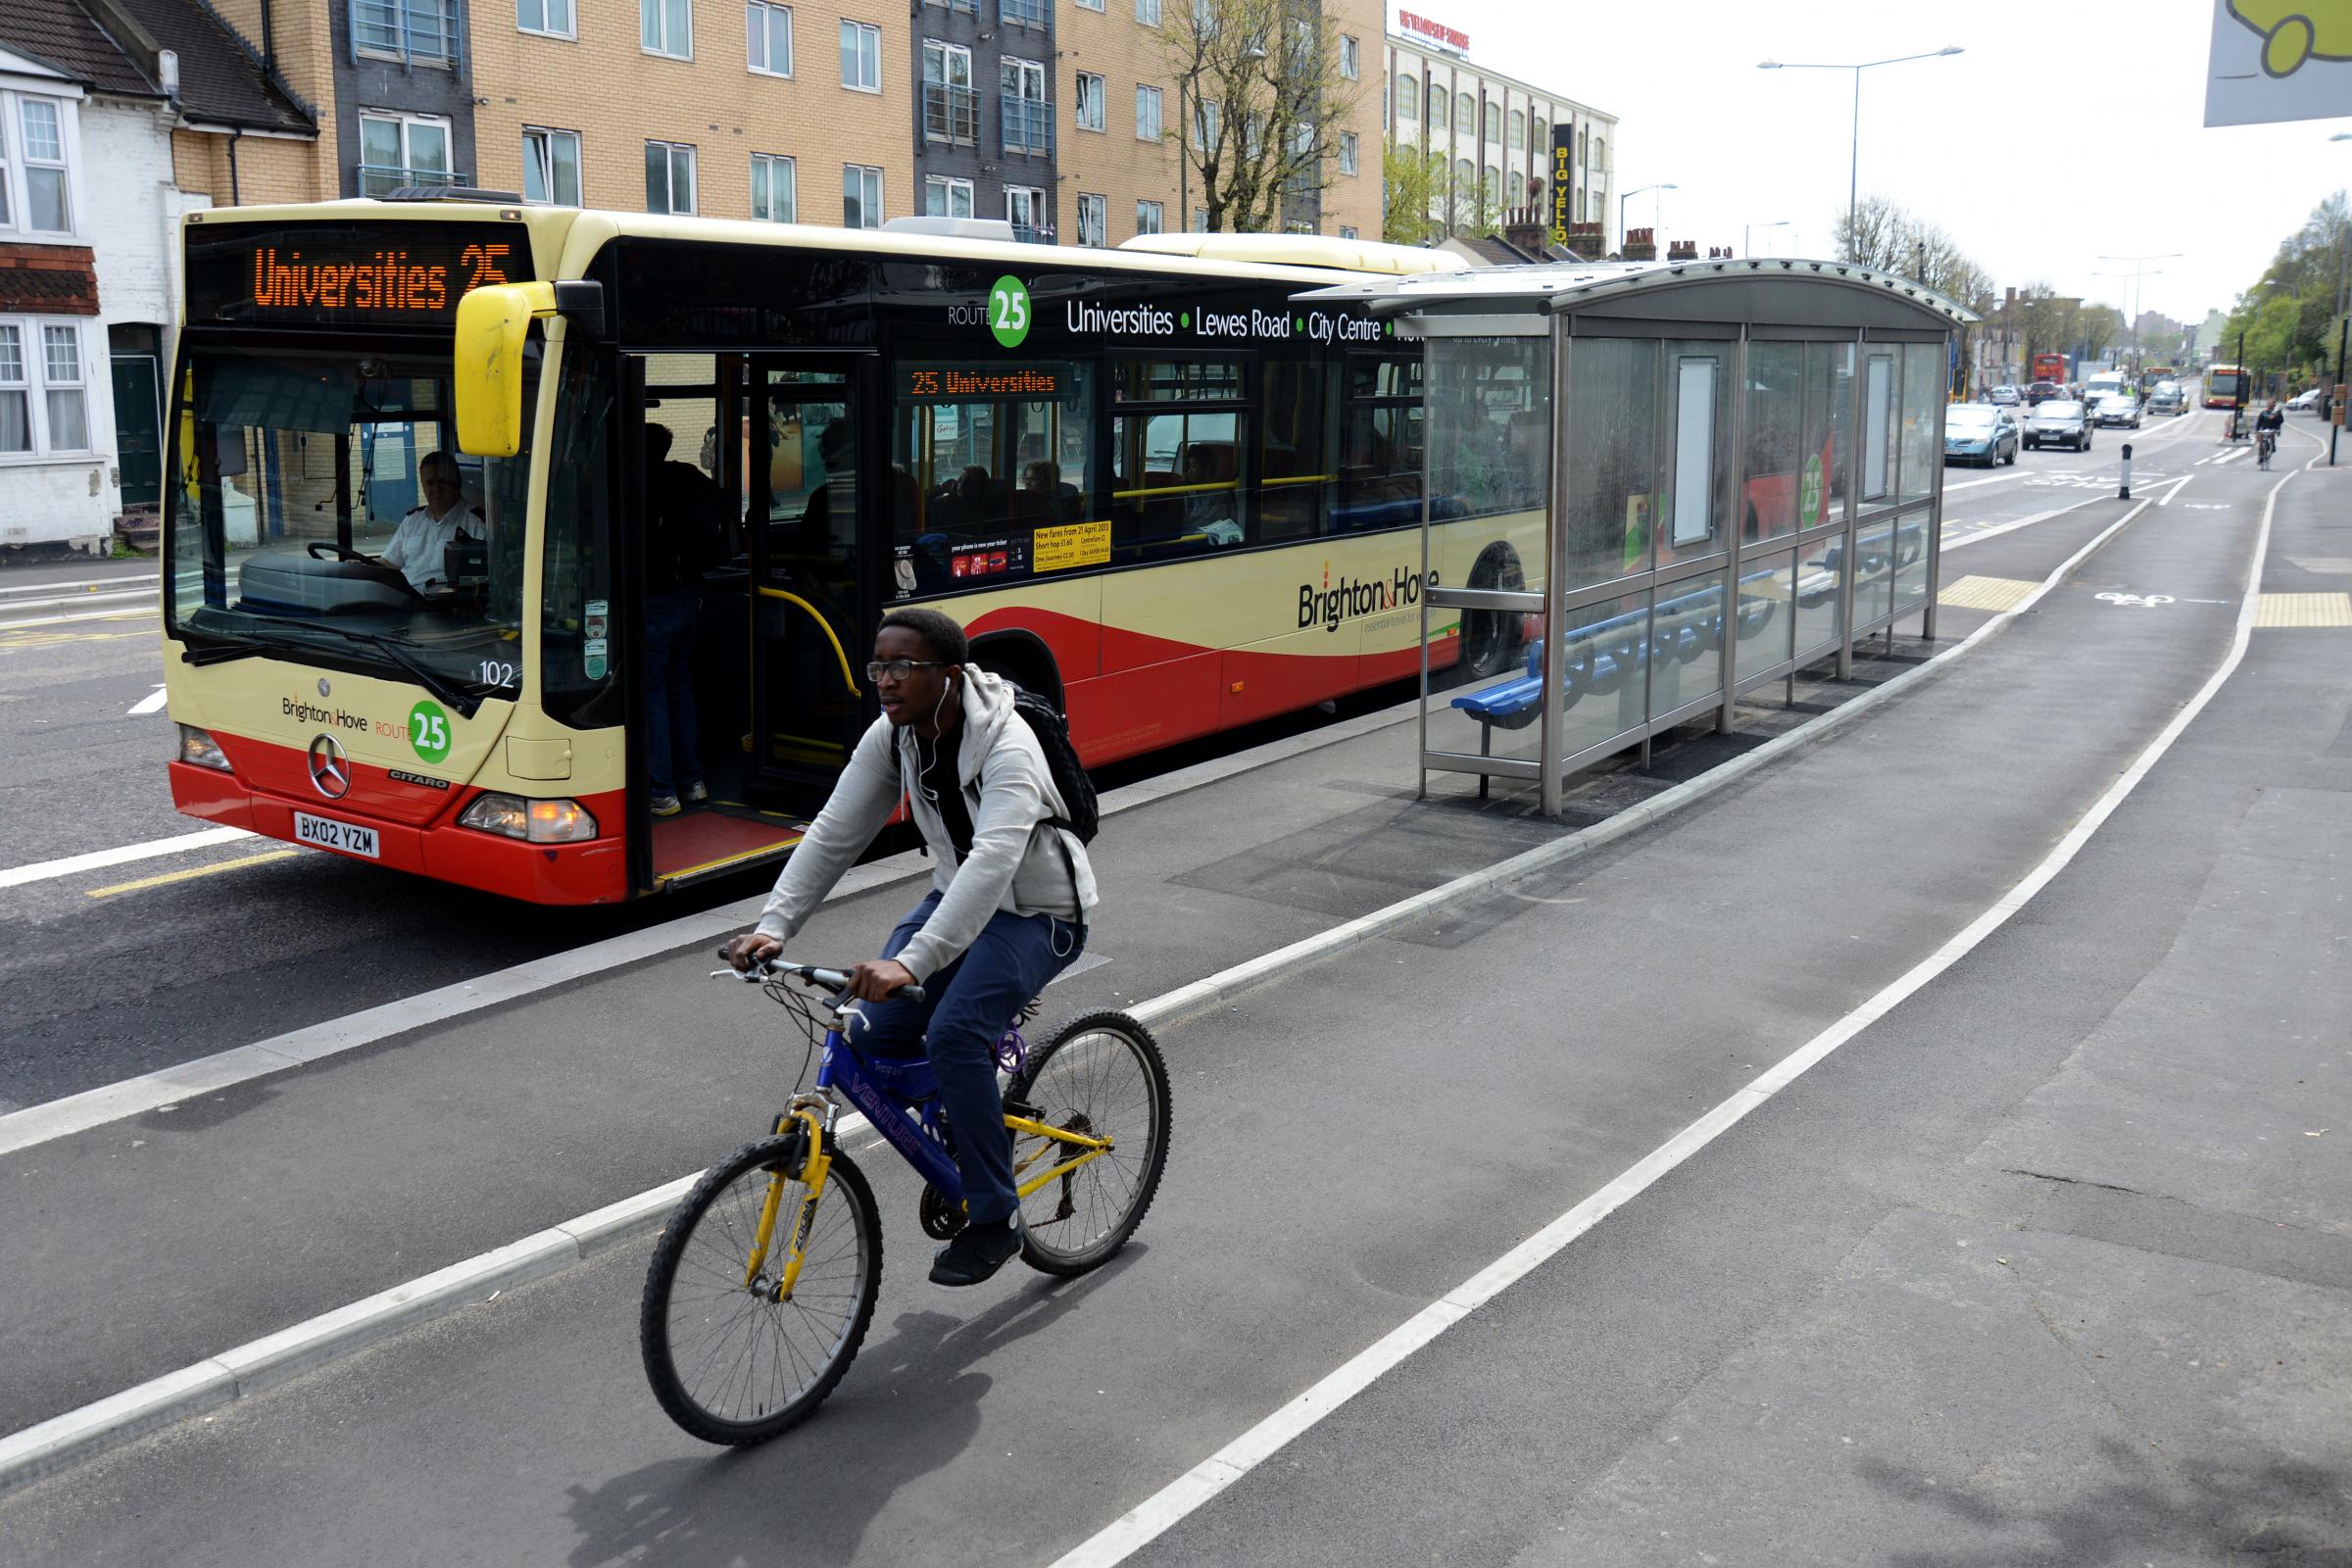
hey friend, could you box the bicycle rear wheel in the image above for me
[640,1135,881,1446]
[1007,1010,1172,1277]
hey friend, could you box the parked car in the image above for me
[1943,403,2020,466]
[1986,384,2023,406]
[2146,382,2186,416]
[2026,380,2064,405]
[2026,400,2093,452]
[2287,387,2325,413]
[2093,392,2142,429]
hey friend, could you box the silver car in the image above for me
[2026,400,2093,452]
[2092,392,2141,429]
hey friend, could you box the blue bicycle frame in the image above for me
[813,1025,969,1202]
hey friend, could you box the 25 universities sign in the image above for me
[2205,0,2352,125]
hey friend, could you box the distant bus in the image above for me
[2204,364,2247,408]
[2138,365,2178,392]
[2031,352,2068,386]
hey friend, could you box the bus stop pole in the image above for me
[1541,317,1568,818]
[1718,328,1749,732]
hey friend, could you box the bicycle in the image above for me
[2257,426,2278,470]
[639,956,1172,1446]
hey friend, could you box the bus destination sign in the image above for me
[184,221,527,327]
[901,363,1067,401]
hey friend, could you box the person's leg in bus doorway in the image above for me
[644,588,705,815]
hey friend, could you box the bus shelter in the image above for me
[1302,259,1977,815]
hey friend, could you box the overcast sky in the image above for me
[1403,0,2352,325]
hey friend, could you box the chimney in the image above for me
[1667,239,1698,262]
[157,48,178,98]
[1622,226,1657,262]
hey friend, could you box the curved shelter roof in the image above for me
[1300,255,1980,333]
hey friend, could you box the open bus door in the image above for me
[621,351,875,893]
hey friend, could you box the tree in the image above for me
[2221,190,2349,388]
[1832,194,1992,308]
[1382,139,1445,247]
[1450,164,1506,240]
[1160,0,1357,234]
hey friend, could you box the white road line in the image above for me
[126,685,169,716]
[0,573,158,598]
[1043,471,2296,1568]
[0,481,2178,1495]
[0,607,154,632]
[0,828,255,892]
[0,588,157,614]
[1941,490,2113,554]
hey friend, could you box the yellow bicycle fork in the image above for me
[740,1108,1117,1299]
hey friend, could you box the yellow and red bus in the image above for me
[163,198,1540,904]
[2204,364,2248,408]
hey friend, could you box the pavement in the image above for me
[1,411,2342,1563]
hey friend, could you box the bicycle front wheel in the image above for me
[639,1135,881,1446]
[1008,1010,1172,1277]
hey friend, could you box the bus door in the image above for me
[747,355,879,815]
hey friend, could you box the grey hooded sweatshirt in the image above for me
[752,666,1097,982]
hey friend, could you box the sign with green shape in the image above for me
[409,699,453,765]
[989,276,1032,348]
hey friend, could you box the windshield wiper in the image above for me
[335,630,486,718]
[180,637,261,666]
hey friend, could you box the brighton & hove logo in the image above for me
[989,276,1032,348]
[408,698,453,765]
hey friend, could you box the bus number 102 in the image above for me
[479,660,518,687]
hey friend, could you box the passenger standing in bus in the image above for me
[644,424,729,816]
[379,451,481,593]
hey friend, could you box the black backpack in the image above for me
[1006,684,1099,843]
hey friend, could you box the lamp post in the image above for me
[1744,219,1790,258]
[2097,252,2181,376]
[1758,47,1963,263]
[1620,181,1676,255]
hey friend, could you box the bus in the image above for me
[2138,364,2178,393]
[2204,364,2247,409]
[161,199,1538,905]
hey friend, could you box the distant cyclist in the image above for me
[723,608,1096,1287]
[2255,400,2284,468]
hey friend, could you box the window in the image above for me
[1192,99,1218,151]
[1508,109,1524,149]
[1454,92,1472,134]
[891,360,1097,589]
[0,319,86,453]
[1193,207,1205,230]
[354,0,460,65]
[840,21,881,90]
[1339,131,1357,175]
[1135,0,1159,22]
[640,0,691,57]
[1002,57,1050,154]
[1076,192,1106,247]
[1005,185,1046,237]
[521,127,581,205]
[1135,83,1162,140]
[1338,224,1356,239]
[1531,115,1546,150]
[1000,0,1047,28]
[1074,0,1102,10]
[1341,33,1359,77]
[358,111,452,196]
[1075,72,1105,130]
[922,41,977,143]
[1397,75,1417,122]
[644,139,696,213]
[1425,81,1444,129]
[517,0,574,37]
[925,174,975,218]
[1484,102,1500,142]
[844,163,882,226]
[1,95,74,232]
[1111,357,1248,561]
[752,152,796,220]
[1592,134,1606,172]
[748,1,793,73]
[1134,198,1163,235]
[1506,171,1523,208]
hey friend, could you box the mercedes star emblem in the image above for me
[307,733,352,800]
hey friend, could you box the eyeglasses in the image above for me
[865,659,947,683]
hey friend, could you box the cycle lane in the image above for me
[0,473,2286,1557]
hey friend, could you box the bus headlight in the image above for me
[461,793,600,843]
[177,724,231,771]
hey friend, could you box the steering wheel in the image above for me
[307,541,380,564]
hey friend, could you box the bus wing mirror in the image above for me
[455,280,557,459]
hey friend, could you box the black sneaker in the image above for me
[929,1216,1023,1287]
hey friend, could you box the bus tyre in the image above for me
[1461,551,1526,680]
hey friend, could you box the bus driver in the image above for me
[379,450,481,593]
[722,608,1097,1288]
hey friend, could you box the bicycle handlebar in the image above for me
[711,949,927,1006]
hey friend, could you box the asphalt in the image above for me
[3,421,2334,1564]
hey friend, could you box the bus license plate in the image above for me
[293,811,379,859]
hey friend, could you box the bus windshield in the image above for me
[167,337,539,709]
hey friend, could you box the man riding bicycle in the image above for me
[2255,400,2284,468]
[724,608,1096,1287]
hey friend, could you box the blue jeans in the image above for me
[644,590,702,799]
[855,891,1087,1227]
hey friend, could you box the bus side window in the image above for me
[1258,360,1337,542]
[893,361,1094,591]
[1109,356,1250,560]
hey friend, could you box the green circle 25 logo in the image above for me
[408,699,453,765]
[989,276,1032,348]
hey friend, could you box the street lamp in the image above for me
[1758,46,1964,263]
[2097,251,2181,373]
[1620,182,1676,255]
[1745,219,1790,258]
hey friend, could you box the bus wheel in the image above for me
[1461,549,1526,680]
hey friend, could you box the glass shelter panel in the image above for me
[1859,347,1898,511]
[1657,341,1731,569]
[1556,589,1649,760]
[1734,551,1794,680]
[1891,512,1931,616]
[1743,341,1804,544]
[1425,336,1550,525]
[1563,336,1658,588]
[1794,530,1843,658]
[1852,515,1895,627]
[1802,341,1853,530]
[1647,570,1725,716]
[1898,342,1942,506]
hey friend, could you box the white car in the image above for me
[2093,392,2141,429]
[2287,387,2325,414]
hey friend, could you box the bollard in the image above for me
[2118,441,2132,501]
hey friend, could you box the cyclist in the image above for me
[723,608,1097,1287]
[2255,400,2284,468]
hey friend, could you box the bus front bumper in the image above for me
[171,761,630,905]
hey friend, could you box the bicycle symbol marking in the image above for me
[2095,592,2176,609]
